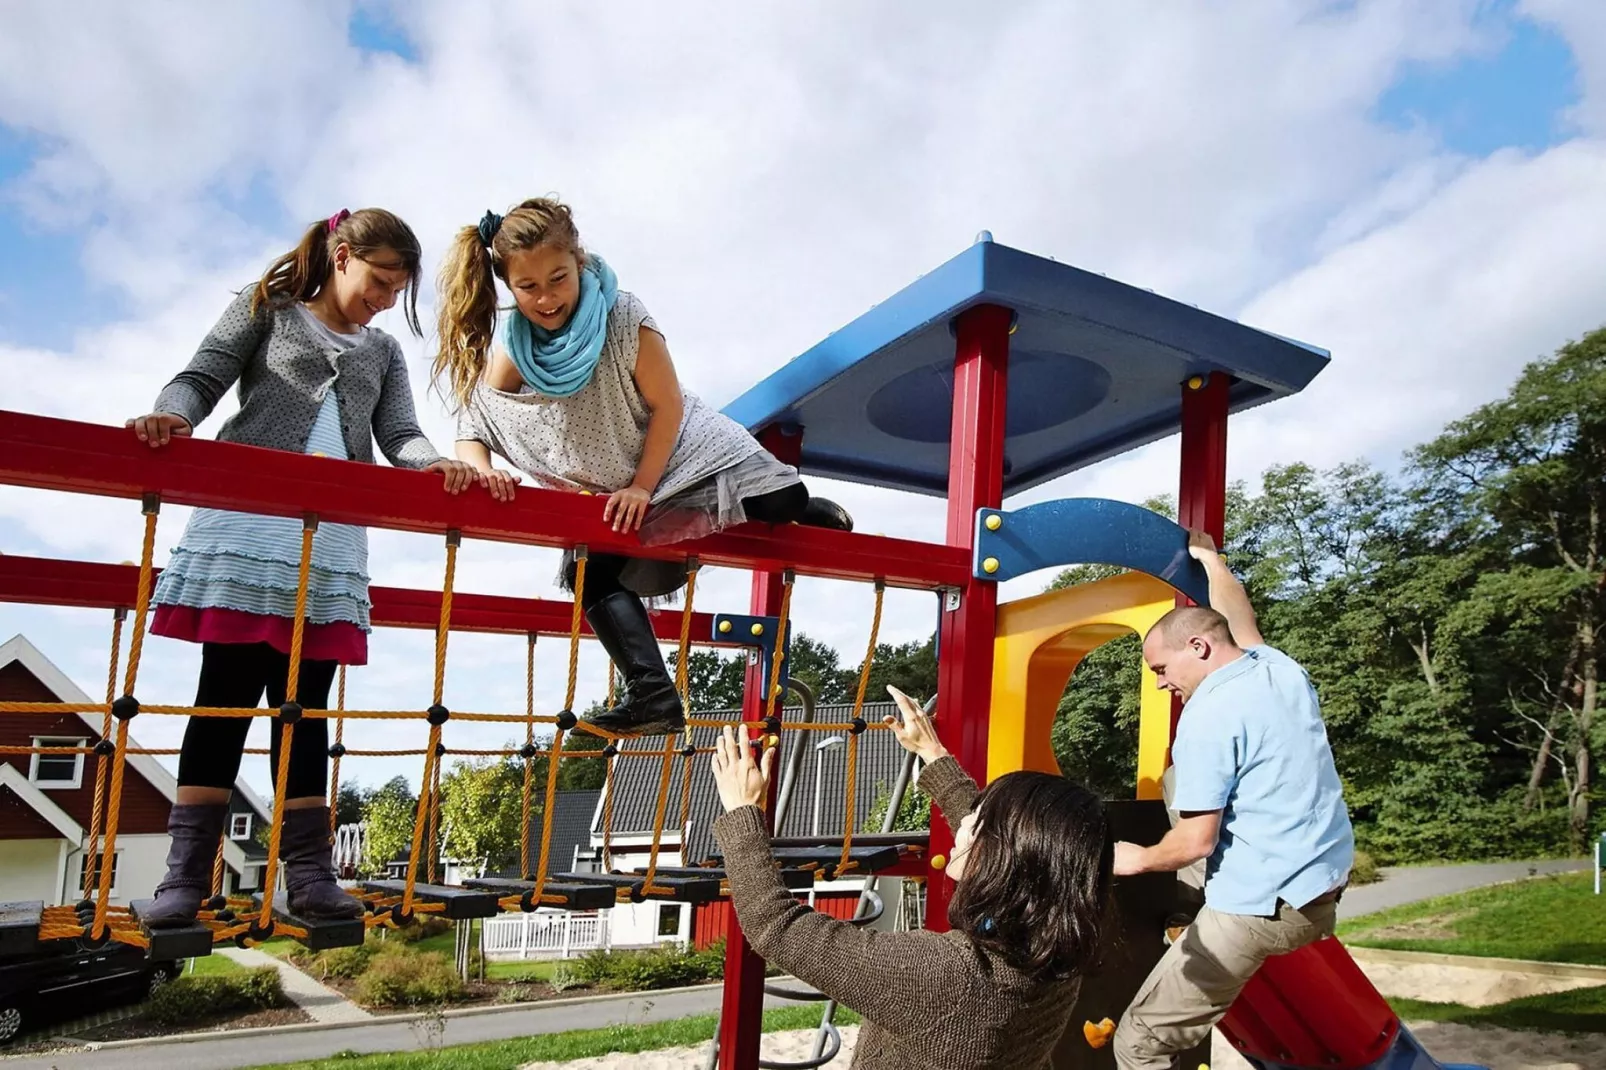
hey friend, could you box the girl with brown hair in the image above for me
[710,686,1114,1069]
[127,208,482,926]
[433,196,853,739]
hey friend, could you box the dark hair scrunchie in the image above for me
[476,210,504,249]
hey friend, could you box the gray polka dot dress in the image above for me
[456,292,801,564]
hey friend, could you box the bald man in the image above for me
[1111,531,1354,1069]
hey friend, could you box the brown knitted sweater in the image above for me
[713,755,1081,1070]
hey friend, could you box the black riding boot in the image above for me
[801,496,854,531]
[583,591,686,737]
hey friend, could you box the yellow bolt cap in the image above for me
[750,623,764,636]
[718,620,732,634]
[931,854,947,870]
[982,557,1000,574]
[1186,375,1205,391]
[984,514,1002,531]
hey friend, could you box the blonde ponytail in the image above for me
[432,225,500,411]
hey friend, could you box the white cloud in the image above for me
[5,0,1606,796]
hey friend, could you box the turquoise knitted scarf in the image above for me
[502,254,619,397]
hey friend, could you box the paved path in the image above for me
[1,984,769,1070]
[215,947,371,1025]
[1337,858,1587,919]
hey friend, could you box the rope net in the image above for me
[0,496,909,952]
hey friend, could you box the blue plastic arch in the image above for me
[972,498,1212,606]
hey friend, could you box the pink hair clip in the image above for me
[327,209,351,233]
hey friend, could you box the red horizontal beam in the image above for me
[0,411,967,591]
[0,555,739,645]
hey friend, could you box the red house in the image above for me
[0,634,270,908]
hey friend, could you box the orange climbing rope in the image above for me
[255,516,316,931]
[401,530,459,917]
[91,495,160,946]
[327,665,347,838]
[519,632,537,881]
[80,608,124,902]
[836,580,885,875]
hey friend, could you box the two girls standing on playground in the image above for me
[130,209,481,926]
[432,196,854,739]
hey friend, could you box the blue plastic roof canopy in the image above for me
[722,236,1329,498]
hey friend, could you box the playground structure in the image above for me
[0,234,1484,1069]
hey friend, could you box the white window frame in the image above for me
[230,812,254,841]
[29,737,87,789]
[77,850,121,898]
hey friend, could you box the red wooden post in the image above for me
[925,303,1011,933]
[1171,372,1230,741]
[718,424,802,1070]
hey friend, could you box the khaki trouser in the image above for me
[1112,892,1340,1070]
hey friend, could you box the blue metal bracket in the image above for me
[972,497,1212,606]
[710,612,791,696]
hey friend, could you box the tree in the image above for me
[862,776,931,832]
[1414,329,1606,847]
[438,756,525,875]
[361,776,418,877]
[668,648,749,713]
[334,782,365,828]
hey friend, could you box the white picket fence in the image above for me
[483,911,611,960]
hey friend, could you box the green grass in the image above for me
[484,959,560,982]
[1391,984,1606,1034]
[1339,872,1606,965]
[185,954,244,977]
[242,1005,859,1069]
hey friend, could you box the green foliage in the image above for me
[335,782,366,828]
[862,777,931,832]
[439,756,525,874]
[147,966,287,1025]
[1347,850,1380,886]
[353,944,467,1007]
[360,776,418,877]
[568,945,726,991]
[308,943,375,980]
[1046,331,1606,862]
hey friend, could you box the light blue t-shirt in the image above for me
[1171,645,1354,915]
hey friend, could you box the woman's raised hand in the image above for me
[710,724,775,812]
[884,686,948,764]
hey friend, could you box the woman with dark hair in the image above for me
[710,686,1113,1069]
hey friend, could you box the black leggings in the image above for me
[572,484,808,609]
[176,642,337,799]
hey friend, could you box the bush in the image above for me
[395,915,453,944]
[353,946,465,1007]
[548,963,583,993]
[1349,850,1381,886]
[312,943,376,980]
[569,945,726,992]
[147,966,287,1026]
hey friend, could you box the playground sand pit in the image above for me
[1355,956,1605,1007]
[1210,1022,1606,1069]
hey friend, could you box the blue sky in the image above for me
[1376,3,1577,155]
[2,0,1603,798]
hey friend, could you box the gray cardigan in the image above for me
[152,289,441,469]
